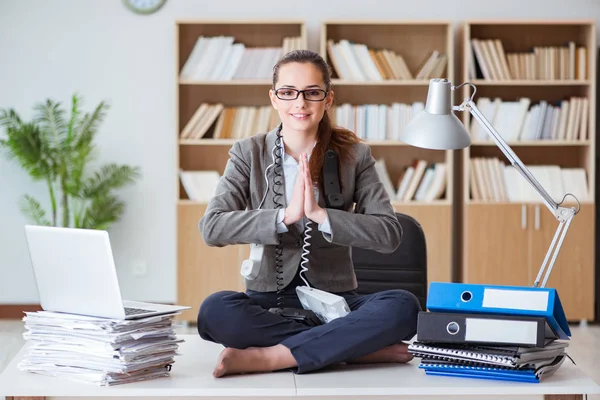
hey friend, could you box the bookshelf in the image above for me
[460,21,596,321]
[176,21,307,321]
[320,21,455,285]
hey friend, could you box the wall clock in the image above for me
[123,0,167,14]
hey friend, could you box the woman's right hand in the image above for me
[283,154,305,225]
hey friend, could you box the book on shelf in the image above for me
[469,158,589,203]
[375,159,446,203]
[469,97,589,142]
[401,160,427,202]
[470,38,587,80]
[331,102,424,141]
[326,39,445,81]
[179,35,304,81]
[180,104,280,140]
[374,159,396,200]
[180,103,224,140]
[179,170,220,202]
[414,50,448,80]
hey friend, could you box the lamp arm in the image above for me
[462,99,579,288]
[465,100,558,213]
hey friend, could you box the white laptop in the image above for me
[24,225,191,320]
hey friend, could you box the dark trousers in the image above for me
[197,271,421,373]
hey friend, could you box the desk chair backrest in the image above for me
[352,213,427,310]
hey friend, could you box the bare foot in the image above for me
[348,343,414,364]
[213,345,297,378]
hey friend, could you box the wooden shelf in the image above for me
[176,21,307,321]
[461,20,596,321]
[180,199,451,207]
[364,140,410,146]
[471,140,591,146]
[179,139,238,146]
[322,21,453,80]
[174,19,597,322]
[468,79,590,86]
[391,200,451,206]
[331,79,431,86]
[179,139,423,146]
[323,21,455,282]
[178,199,208,206]
[467,200,593,206]
[179,79,272,86]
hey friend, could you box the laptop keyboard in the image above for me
[124,307,154,316]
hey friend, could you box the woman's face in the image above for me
[269,62,334,135]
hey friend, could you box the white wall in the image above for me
[1,0,599,304]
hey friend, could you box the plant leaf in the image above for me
[80,194,124,230]
[66,93,82,146]
[34,99,67,150]
[73,101,108,156]
[81,164,141,198]
[65,101,109,195]
[0,113,56,180]
[20,195,52,226]
[0,108,22,130]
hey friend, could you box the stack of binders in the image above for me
[18,310,184,386]
[408,282,571,383]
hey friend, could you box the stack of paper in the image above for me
[409,341,568,383]
[18,311,184,386]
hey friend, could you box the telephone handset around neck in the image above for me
[322,149,344,210]
[241,132,348,325]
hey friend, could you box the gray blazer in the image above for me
[199,127,402,292]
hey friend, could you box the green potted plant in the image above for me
[0,94,141,229]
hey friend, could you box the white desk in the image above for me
[1,334,599,400]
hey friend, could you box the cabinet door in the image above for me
[463,204,531,285]
[177,203,246,322]
[393,204,452,284]
[529,203,594,321]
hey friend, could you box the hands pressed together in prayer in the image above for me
[283,153,327,226]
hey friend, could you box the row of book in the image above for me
[180,103,281,140]
[327,39,447,81]
[470,38,587,81]
[179,35,587,82]
[180,159,447,204]
[18,311,183,386]
[179,160,589,205]
[330,102,424,141]
[470,157,589,202]
[180,102,426,142]
[375,159,446,203]
[180,96,590,143]
[179,35,303,81]
[470,97,589,142]
[409,282,570,383]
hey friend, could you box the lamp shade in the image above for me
[400,79,471,150]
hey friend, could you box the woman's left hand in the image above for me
[302,153,327,224]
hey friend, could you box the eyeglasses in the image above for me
[274,88,329,102]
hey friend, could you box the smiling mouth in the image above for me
[291,113,310,118]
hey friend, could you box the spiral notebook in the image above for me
[408,342,568,368]
[419,355,566,383]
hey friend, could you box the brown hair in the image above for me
[272,50,361,185]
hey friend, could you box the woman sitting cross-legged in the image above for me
[197,49,421,378]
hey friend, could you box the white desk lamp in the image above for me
[401,78,581,288]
